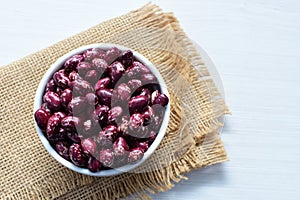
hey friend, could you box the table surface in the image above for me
[1,0,300,199]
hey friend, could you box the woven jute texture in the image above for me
[0,3,229,200]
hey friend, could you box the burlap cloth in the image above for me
[0,3,230,200]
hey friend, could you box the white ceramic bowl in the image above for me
[34,43,171,177]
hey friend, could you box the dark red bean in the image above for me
[128,95,148,113]
[54,112,67,120]
[67,97,87,114]
[142,106,154,125]
[55,141,70,160]
[45,79,57,92]
[53,71,70,89]
[152,93,169,107]
[118,115,130,135]
[81,138,97,156]
[96,125,118,148]
[67,131,82,143]
[84,70,99,85]
[113,137,129,157]
[68,71,81,82]
[126,61,150,78]
[76,62,92,76]
[85,93,98,105]
[46,114,62,140]
[99,149,114,167]
[72,79,94,96]
[94,77,110,91]
[131,141,149,153]
[69,143,87,167]
[128,147,144,164]
[115,83,131,102]
[107,106,123,125]
[141,73,157,84]
[56,127,68,140]
[119,50,133,69]
[109,61,125,86]
[61,88,73,108]
[88,156,101,172]
[129,113,144,129]
[104,47,120,64]
[83,48,105,61]
[92,58,108,75]
[64,55,84,74]
[128,79,142,92]
[34,108,51,130]
[92,105,109,123]
[55,87,63,96]
[61,116,81,132]
[96,88,113,106]
[43,91,61,111]
[139,88,151,97]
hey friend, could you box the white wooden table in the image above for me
[1,0,300,199]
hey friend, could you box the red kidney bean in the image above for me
[64,54,84,74]
[43,91,61,111]
[141,73,157,84]
[84,70,99,85]
[129,113,144,129]
[142,106,154,125]
[128,79,142,92]
[69,143,87,167]
[126,61,150,78]
[83,48,105,61]
[113,137,129,158]
[55,141,70,160]
[152,93,169,107]
[53,71,70,89]
[81,138,97,156]
[109,61,125,86]
[67,97,87,114]
[107,106,123,125]
[68,71,81,82]
[61,88,73,108]
[54,112,67,120]
[96,88,113,106]
[55,87,63,96]
[85,93,98,105]
[128,95,148,113]
[55,127,68,140]
[94,77,110,91]
[119,50,133,69]
[104,47,120,64]
[92,58,108,75]
[128,147,144,164]
[34,108,51,130]
[82,119,99,136]
[118,115,130,135]
[139,88,151,98]
[99,149,114,167]
[96,125,118,148]
[61,116,81,132]
[92,105,109,123]
[46,114,62,140]
[45,79,57,92]
[88,156,101,172]
[72,79,94,96]
[76,62,92,76]
[131,141,149,153]
[115,83,131,102]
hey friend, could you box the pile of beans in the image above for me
[34,47,169,172]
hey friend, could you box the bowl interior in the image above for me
[34,43,171,176]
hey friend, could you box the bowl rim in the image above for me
[34,43,171,177]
